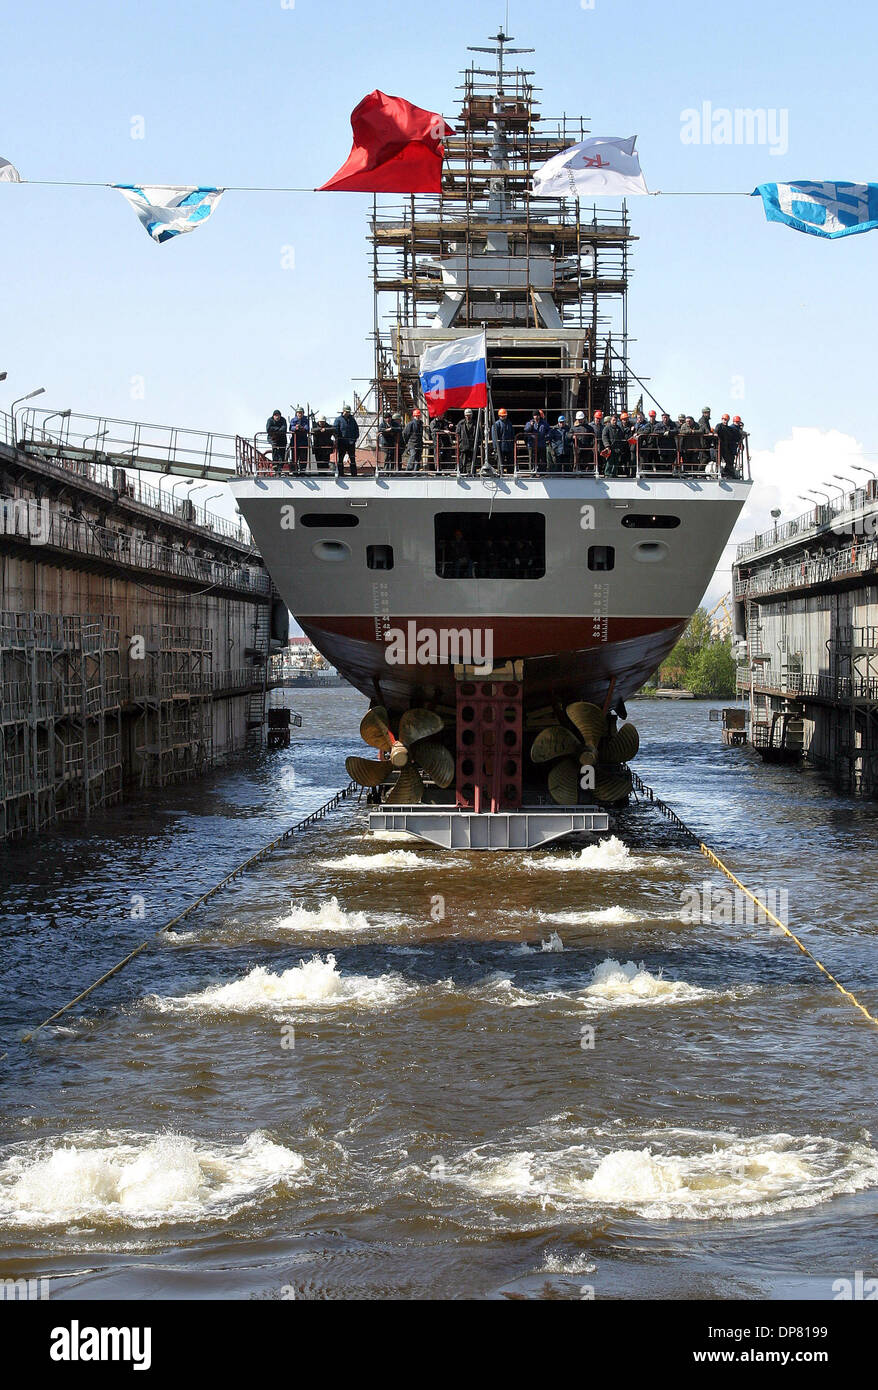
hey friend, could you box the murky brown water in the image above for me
[1,690,877,1300]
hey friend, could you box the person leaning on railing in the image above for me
[378,414,403,468]
[402,409,424,471]
[491,409,515,474]
[547,415,573,471]
[429,411,454,472]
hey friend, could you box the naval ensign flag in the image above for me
[532,136,649,198]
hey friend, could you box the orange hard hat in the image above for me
[722,413,730,421]
[733,415,742,423]
[594,410,603,418]
[498,408,508,417]
[620,412,629,419]
[648,410,656,417]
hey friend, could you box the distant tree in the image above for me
[686,640,736,697]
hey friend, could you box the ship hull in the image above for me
[231,474,748,714]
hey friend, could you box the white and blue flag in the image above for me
[753,181,878,239]
[115,185,224,244]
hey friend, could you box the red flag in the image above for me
[318,91,453,194]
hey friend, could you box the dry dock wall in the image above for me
[0,433,284,840]
[734,486,878,795]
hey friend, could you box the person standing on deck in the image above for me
[429,411,454,471]
[548,416,572,471]
[715,414,739,478]
[403,409,425,471]
[266,410,287,472]
[524,410,549,467]
[311,415,334,469]
[333,406,359,476]
[491,409,515,473]
[289,407,310,473]
[378,414,403,468]
[601,413,627,477]
[456,409,479,474]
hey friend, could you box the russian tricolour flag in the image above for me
[419,332,487,417]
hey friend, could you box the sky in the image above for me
[2,0,877,609]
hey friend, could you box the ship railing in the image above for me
[236,429,750,483]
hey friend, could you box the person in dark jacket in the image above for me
[715,414,739,478]
[429,411,454,471]
[491,409,515,473]
[333,406,359,475]
[311,415,334,468]
[456,409,479,474]
[572,412,594,472]
[601,414,627,477]
[289,408,310,472]
[524,410,549,467]
[657,412,678,466]
[378,414,403,468]
[548,416,572,470]
[403,409,424,471]
[266,410,287,471]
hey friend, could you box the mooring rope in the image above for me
[11,783,356,1050]
[630,770,878,1030]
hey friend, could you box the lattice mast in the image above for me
[369,29,634,422]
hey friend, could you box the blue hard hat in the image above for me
[558,415,566,423]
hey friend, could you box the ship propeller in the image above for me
[530,701,638,806]
[345,706,454,804]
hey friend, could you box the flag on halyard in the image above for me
[419,332,487,416]
[752,181,878,238]
[532,136,648,198]
[0,157,21,182]
[114,185,224,243]
[319,91,453,193]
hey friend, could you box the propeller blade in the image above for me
[530,725,580,764]
[413,740,455,788]
[345,755,390,788]
[566,701,607,746]
[385,763,425,804]
[398,708,444,747]
[360,707,392,752]
[601,722,640,764]
[547,756,581,806]
[594,769,633,805]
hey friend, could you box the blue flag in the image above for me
[753,181,878,239]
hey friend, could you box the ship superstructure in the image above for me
[230,31,751,845]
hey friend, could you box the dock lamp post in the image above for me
[833,474,858,489]
[42,408,72,441]
[11,386,45,443]
[852,464,878,481]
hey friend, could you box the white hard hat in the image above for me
[575,411,585,421]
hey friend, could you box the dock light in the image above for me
[770,508,781,518]
[0,371,7,383]
[806,489,830,503]
[852,465,878,481]
[11,386,46,442]
[833,474,858,488]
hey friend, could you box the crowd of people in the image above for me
[265,403,747,480]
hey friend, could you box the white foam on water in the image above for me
[522,836,675,873]
[577,958,724,1013]
[541,932,565,953]
[433,1130,878,1221]
[317,850,463,871]
[540,906,643,927]
[146,953,415,1017]
[540,1251,598,1275]
[274,895,373,934]
[366,830,420,843]
[0,1130,305,1230]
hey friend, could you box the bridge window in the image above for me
[435,511,545,579]
[621,514,680,529]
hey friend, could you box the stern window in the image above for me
[435,512,545,579]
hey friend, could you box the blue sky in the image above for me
[2,0,876,601]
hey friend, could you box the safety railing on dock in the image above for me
[737,480,878,560]
[735,537,878,599]
[12,408,248,544]
[0,496,269,596]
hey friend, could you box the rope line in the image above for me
[630,770,878,1030]
[14,783,356,1048]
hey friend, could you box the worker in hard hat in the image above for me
[571,411,593,472]
[491,408,515,473]
[456,408,479,475]
[312,414,334,469]
[333,405,359,476]
[548,415,572,471]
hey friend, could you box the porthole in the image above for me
[312,540,351,562]
[633,541,669,563]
